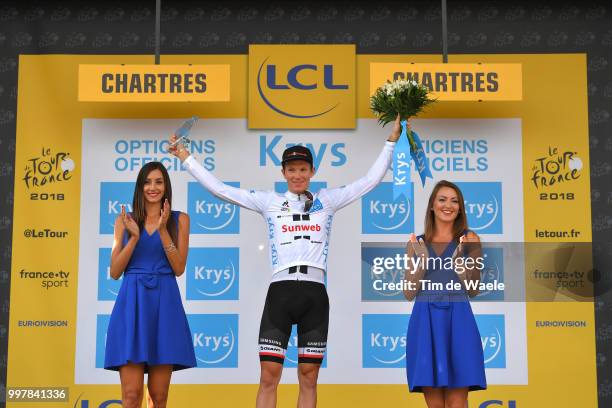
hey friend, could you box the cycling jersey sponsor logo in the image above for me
[97,248,122,301]
[281,224,321,233]
[186,248,239,300]
[99,182,135,234]
[475,247,505,301]
[362,314,409,368]
[361,244,406,301]
[188,181,239,234]
[456,182,503,234]
[95,314,111,368]
[284,326,327,368]
[362,182,414,234]
[188,314,239,368]
[476,314,506,368]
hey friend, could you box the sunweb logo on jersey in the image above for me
[98,248,122,301]
[188,314,239,368]
[456,182,503,234]
[99,182,135,234]
[475,247,505,301]
[284,325,328,368]
[95,314,111,368]
[248,45,355,129]
[475,314,506,368]
[362,182,414,234]
[186,248,239,300]
[362,314,409,368]
[188,181,239,234]
[361,244,407,301]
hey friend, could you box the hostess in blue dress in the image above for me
[105,211,196,372]
[405,233,486,392]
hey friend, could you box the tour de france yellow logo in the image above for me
[248,45,356,129]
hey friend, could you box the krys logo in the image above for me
[362,182,414,234]
[257,58,348,119]
[456,182,503,234]
[260,135,346,168]
[188,181,239,234]
[362,314,409,368]
[186,248,239,300]
[188,314,239,368]
[23,147,75,190]
[95,314,111,368]
[475,314,506,368]
[475,247,504,301]
[99,182,135,234]
[361,244,407,301]
[531,146,582,189]
[98,248,122,301]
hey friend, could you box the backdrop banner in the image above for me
[8,53,594,408]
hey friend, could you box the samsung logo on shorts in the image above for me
[284,325,328,368]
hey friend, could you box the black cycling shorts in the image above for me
[258,280,329,365]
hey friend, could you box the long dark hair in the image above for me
[132,162,178,245]
[424,180,468,243]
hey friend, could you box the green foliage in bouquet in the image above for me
[370,80,436,126]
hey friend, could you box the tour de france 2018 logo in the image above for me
[188,181,240,234]
[531,146,582,201]
[361,182,414,235]
[186,248,239,301]
[362,314,410,368]
[456,182,503,235]
[23,147,75,201]
[187,314,239,368]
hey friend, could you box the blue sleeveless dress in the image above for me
[104,211,196,372]
[405,233,486,392]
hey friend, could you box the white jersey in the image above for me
[183,141,395,281]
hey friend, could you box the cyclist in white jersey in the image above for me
[169,117,400,408]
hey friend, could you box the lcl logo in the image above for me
[257,59,348,118]
[480,401,517,407]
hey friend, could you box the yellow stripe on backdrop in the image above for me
[9,54,594,407]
